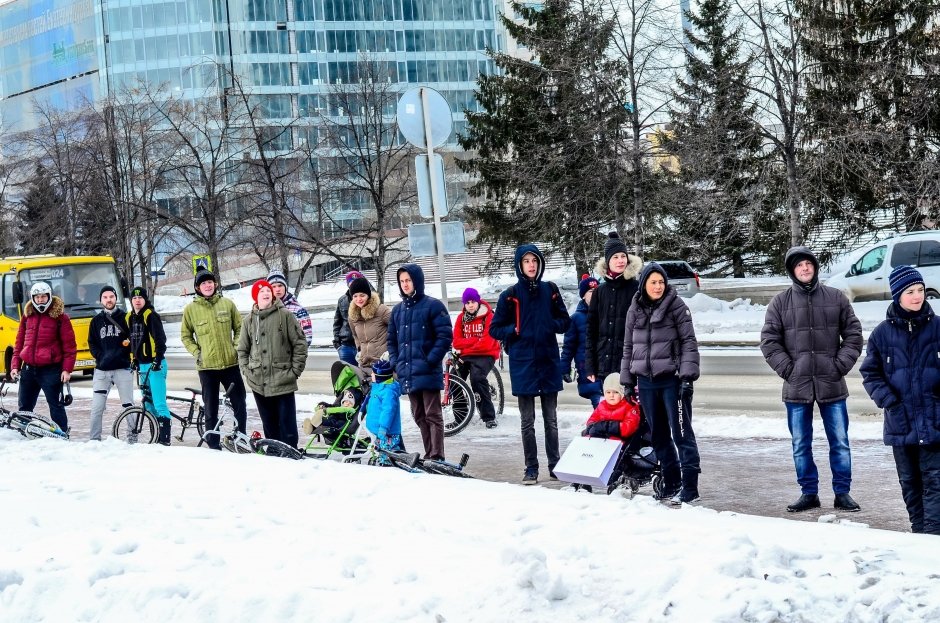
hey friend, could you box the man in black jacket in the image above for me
[88,286,135,441]
[585,232,643,384]
[761,246,864,513]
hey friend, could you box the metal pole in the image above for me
[420,87,448,302]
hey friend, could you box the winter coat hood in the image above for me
[785,246,820,291]
[23,296,65,318]
[638,262,670,304]
[349,292,384,323]
[514,244,546,283]
[397,264,426,301]
[594,254,643,281]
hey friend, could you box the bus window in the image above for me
[2,275,18,319]
[19,263,122,319]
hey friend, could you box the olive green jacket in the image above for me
[237,299,307,396]
[181,292,242,370]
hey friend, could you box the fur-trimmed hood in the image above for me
[349,292,385,322]
[24,296,65,318]
[595,254,643,281]
[462,300,491,321]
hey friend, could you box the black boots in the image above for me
[158,418,172,446]
[671,470,700,504]
[834,493,861,512]
[787,494,821,512]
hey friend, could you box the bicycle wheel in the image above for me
[484,366,505,418]
[422,459,474,478]
[112,407,159,444]
[442,375,476,437]
[16,412,68,440]
[221,433,254,454]
[254,438,303,460]
[196,407,206,438]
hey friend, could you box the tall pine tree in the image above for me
[459,0,631,273]
[18,164,69,254]
[662,0,780,276]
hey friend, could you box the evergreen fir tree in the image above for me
[459,0,631,273]
[662,0,780,276]
[18,165,68,254]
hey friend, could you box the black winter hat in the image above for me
[604,232,629,266]
[348,277,372,298]
[130,286,149,302]
[194,270,216,290]
[99,285,117,300]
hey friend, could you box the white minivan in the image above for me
[826,231,940,302]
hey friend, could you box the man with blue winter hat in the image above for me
[761,246,864,513]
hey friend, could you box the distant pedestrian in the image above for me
[452,287,501,428]
[267,270,313,347]
[761,246,863,513]
[347,276,391,373]
[861,266,940,534]
[333,270,364,365]
[560,274,602,407]
[126,287,171,445]
[621,263,702,504]
[489,244,571,485]
[181,270,249,448]
[387,264,452,460]
[88,286,135,442]
[585,232,643,384]
[238,280,307,448]
[10,282,76,433]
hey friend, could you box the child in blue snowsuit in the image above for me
[560,274,603,407]
[366,357,405,462]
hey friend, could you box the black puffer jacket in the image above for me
[760,246,863,404]
[332,292,355,348]
[586,254,643,378]
[620,263,699,387]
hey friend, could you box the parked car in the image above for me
[826,231,940,302]
[651,260,701,298]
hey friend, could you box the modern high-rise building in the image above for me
[1,0,503,141]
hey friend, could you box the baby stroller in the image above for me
[300,361,372,459]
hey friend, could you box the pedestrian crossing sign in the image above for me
[193,255,212,274]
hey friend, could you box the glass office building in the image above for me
[1,0,503,142]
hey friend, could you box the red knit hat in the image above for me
[252,280,273,303]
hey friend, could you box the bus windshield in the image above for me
[20,263,123,319]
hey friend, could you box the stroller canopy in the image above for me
[331,361,367,393]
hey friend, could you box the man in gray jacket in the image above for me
[761,246,863,513]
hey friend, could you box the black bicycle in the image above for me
[111,368,206,444]
[0,379,69,440]
[443,350,505,437]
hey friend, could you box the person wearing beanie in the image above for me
[333,272,366,365]
[861,265,940,534]
[87,283,134,441]
[238,278,307,449]
[621,262,702,505]
[560,274,603,407]
[267,270,313,347]
[586,232,644,385]
[127,286,171,444]
[489,244,571,484]
[181,266,249,449]
[365,354,406,463]
[388,264,453,461]
[453,286,501,427]
[761,246,863,513]
[348,277,392,372]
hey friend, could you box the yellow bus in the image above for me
[0,255,125,374]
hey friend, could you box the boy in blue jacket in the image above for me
[366,355,404,463]
[560,274,602,407]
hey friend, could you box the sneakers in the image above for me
[834,493,861,512]
[485,420,498,429]
[787,494,821,513]
[521,469,538,485]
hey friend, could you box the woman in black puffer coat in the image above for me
[620,262,701,503]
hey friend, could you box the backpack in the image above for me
[502,281,563,336]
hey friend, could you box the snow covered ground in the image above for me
[2,428,939,622]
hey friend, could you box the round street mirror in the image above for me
[397,87,453,149]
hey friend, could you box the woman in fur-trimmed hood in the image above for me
[585,231,644,381]
[347,278,392,372]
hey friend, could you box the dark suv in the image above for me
[651,260,701,298]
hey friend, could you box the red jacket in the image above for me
[584,398,640,441]
[12,297,77,372]
[453,300,500,359]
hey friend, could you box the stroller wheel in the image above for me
[652,474,665,499]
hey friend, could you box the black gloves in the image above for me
[332,340,340,349]
[624,385,637,402]
[562,373,573,384]
[151,360,163,372]
[585,420,621,439]
[680,379,694,400]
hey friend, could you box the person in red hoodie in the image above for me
[453,287,501,428]
[575,373,641,492]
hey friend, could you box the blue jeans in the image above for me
[336,345,357,366]
[785,400,852,495]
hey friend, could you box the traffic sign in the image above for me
[397,87,452,149]
[192,255,212,274]
[408,221,466,257]
[415,154,447,218]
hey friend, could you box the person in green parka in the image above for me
[237,280,307,448]
[181,269,248,449]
